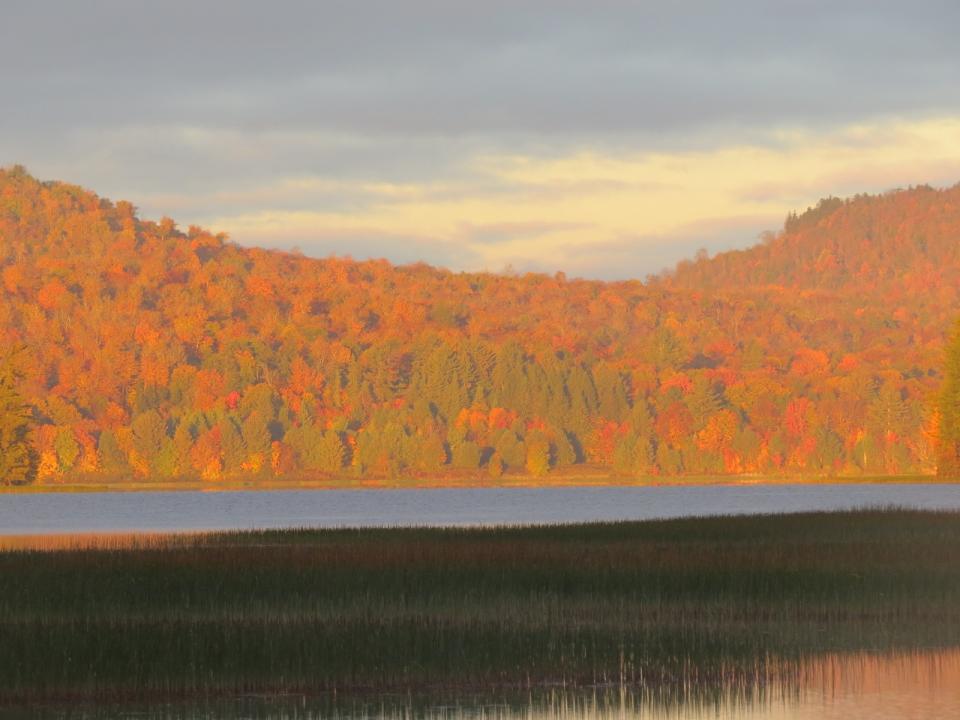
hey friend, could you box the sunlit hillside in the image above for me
[1,166,955,483]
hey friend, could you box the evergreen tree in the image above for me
[655,442,683,475]
[54,429,80,473]
[487,451,505,479]
[219,418,246,473]
[286,422,324,469]
[551,429,578,467]
[939,320,960,477]
[171,422,195,476]
[315,432,345,473]
[490,342,530,409]
[650,327,684,370]
[413,432,448,473]
[241,411,272,460]
[813,426,843,474]
[565,365,598,433]
[612,430,653,476]
[0,354,36,485]
[240,384,278,423]
[495,431,526,469]
[131,410,168,473]
[451,439,481,470]
[592,361,630,420]
[685,376,722,430]
[732,427,761,469]
[153,439,180,478]
[869,381,911,438]
[97,429,129,476]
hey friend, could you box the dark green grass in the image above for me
[1,509,959,703]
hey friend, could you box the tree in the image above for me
[939,320,960,477]
[54,429,80,474]
[487,451,505,479]
[451,439,481,470]
[525,430,552,477]
[131,410,168,474]
[685,376,722,430]
[236,412,271,473]
[613,430,653,476]
[0,353,37,485]
[315,432,345,474]
[191,426,223,480]
[98,430,130,475]
[219,418,246,473]
[495,431,526,469]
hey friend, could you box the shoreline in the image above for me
[0,473,948,494]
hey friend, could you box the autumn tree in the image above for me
[0,353,37,485]
[525,430,552,477]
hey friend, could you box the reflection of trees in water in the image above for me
[47,649,960,719]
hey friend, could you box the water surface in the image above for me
[1,483,959,534]
[11,649,960,719]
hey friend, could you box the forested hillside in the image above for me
[1,166,956,484]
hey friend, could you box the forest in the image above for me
[1,165,959,485]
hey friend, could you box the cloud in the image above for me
[2,2,960,278]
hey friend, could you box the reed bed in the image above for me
[1,509,959,705]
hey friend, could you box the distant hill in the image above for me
[666,184,960,296]
[0,166,954,484]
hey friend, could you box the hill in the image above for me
[667,185,960,295]
[0,166,954,484]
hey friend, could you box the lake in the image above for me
[1,482,960,534]
[12,649,960,718]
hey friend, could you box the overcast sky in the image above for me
[3,1,960,279]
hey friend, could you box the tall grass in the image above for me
[1,509,959,704]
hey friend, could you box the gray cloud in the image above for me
[6,1,958,137]
[2,1,959,277]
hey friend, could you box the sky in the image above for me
[3,1,960,279]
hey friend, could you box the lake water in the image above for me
[13,649,960,719]
[1,482,959,534]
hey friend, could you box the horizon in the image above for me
[4,1,960,279]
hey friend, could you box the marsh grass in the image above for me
[1,509,959,704]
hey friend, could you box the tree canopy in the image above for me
[1,168,957,483]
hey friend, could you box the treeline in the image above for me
[0,166,956,484]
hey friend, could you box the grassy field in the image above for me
[1,509,959,705]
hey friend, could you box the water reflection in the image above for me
[14,649,959,719]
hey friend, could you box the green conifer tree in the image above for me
[685,376,722,430]
[0,355,37,485]
[131,410,168,473]
[938,320,960,477]
[171,422,195,476]
[219,418,246,473]
[451,439,481,470]
[241,411,273,459]
[97,429,130,476]
[315,432,345,474]
[54,429,80,473]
